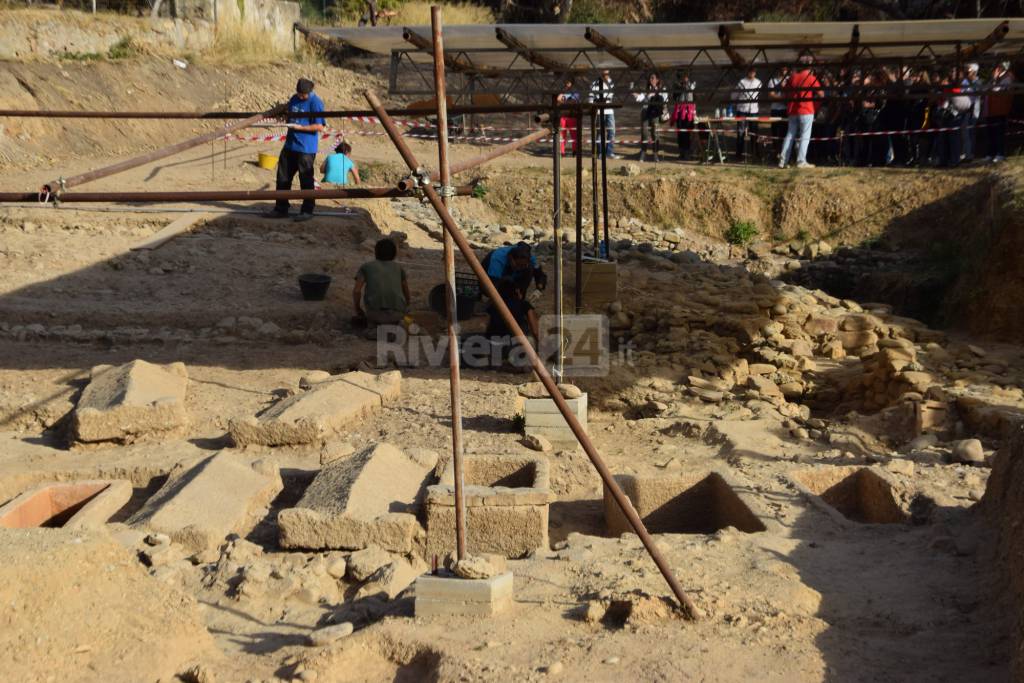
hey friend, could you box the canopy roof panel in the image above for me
[315,19,1024,72]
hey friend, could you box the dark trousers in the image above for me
[275,149,316,215]
[990,116,1008,158]
[676,121,692,158]
[771,117,787,155]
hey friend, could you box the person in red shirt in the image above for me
[779,55,824,168]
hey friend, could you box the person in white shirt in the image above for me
[734,67,762,160]
[767,66,789,156]
[589,70,617,158]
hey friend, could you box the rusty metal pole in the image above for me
[42,105,283,194]
[575,101,584,314]
[591,109,599,252]
[446,128,547,175]
[431,5,467,562]
[0,185,477,203]
[552,98,563,378]
[364,90,699,620]
[600,112,610,256]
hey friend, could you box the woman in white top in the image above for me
[634,73,669,162]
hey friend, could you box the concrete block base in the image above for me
[415,571,513,617]
[521,394,587,450]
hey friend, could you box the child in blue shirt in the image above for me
[320,141,361,186]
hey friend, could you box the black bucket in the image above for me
[429,283,476,321]
[298,273,332,301]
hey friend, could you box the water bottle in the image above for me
[599,240,608,259]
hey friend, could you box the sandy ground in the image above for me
[0,64,1018,683]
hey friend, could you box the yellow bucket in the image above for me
[257,152,278,170]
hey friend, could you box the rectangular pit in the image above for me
[604,472,767,536]
[426,454,552,558]
[0,480,132,530]
[790,466,908,524]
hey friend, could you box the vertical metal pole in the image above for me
[431,6,466,561]
[575,102,584,314]
[552,99,563,378]
[590,109,599,252]
[600,112,610,255]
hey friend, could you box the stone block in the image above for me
[415,572,514,617]
[229,370,401,447]
[72,360,189,445]
[521,394,587,449]
[426,454,552,559]
[0,480,131,529]
[128,451,282,553]
[278,442,436,553]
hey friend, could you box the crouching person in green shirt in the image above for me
[354,238,410,339]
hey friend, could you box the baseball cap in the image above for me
[296,78,315,94]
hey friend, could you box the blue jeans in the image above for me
[601,114,615,156]
[780,114,813,165]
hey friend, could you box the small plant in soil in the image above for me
[472,183,488,199]
[725,220,758,246]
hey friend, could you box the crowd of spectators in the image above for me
[571,57,1017,168]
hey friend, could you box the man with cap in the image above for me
[481,242,547,296]
[267,78,325,221]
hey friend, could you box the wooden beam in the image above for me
[717,24,747,68]
[962,20,1010,61]
[402,28,500,76]
[584,27,654,70]
[495,27,576,73]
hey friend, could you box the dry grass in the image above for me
[201,17,291,65]
[343,1,494,25]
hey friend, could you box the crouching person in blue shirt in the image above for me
[267,77,326,222]
[481,242,547,297]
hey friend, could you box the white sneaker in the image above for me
[796,161,816,168]
[993,155,1006,163]
[778,160,786,169]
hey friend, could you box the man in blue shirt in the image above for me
[481,242,547,295]
[267,78,325,221]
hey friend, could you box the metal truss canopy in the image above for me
[307,19,1024,100]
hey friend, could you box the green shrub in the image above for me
[725,220,758,245]
[107,36,135,59]
[472,183,488,199]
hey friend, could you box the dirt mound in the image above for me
[481,165,986,248]
[0,58,384,171]
[0,527,217,682]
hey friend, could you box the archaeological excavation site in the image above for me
[3,4,1024,682]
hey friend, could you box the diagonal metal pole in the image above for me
[42,105,283,194]
[364,89,700,620]
[431,6,467,561]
